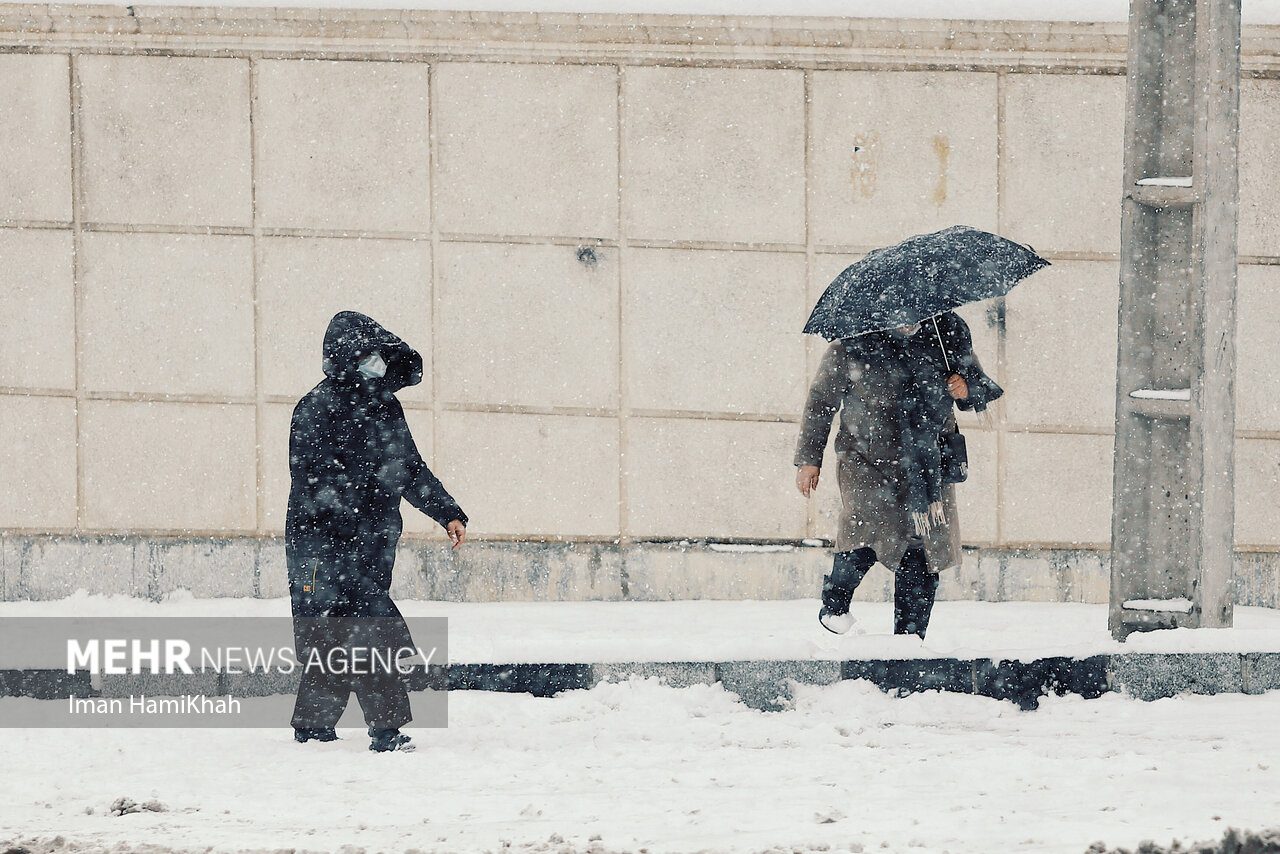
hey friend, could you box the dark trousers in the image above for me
[290,668,411,731]
[822,546,940,639]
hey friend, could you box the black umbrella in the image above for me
[803,225,1049,341]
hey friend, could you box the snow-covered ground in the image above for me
[3,593,1280,664]
[3,679,1279,854]
[5,595,1278,852]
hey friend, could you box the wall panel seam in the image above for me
[68,51,84,532]
[802,66,816,542]
[249,54,265,534]
[616,62,629,545]
[428,60,441,477]
[994,68,1007,548]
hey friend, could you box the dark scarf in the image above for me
[847,329,955,536]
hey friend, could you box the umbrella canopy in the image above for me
[804,226,1049,341]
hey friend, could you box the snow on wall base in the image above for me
[0,536,1277,608]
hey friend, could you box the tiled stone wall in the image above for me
[1,8,1279,600]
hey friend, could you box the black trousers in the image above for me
[822,546,940,639]
[290,668,411,731]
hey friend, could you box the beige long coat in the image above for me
[795,335,962,575]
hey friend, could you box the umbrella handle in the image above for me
[931,316,952,374]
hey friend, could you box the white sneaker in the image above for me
[819,608,857,635]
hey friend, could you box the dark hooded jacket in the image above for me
[286,311,467,634]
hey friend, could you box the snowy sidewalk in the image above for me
[5,594,1280,662]
[3,596,1280,707]
[4,682,1280,854]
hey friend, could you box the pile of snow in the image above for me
[108,797,167,817]
[706,542,794,553]
[1130,389,1194,401]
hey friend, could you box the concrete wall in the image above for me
[4,535,1279,608]
[1,8,1279,601]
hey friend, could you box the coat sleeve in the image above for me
[938,313,1004,413]
[794,343,850,468]
[289,394,355,529]
[289,399,328,484]
[955,349,1003,412]
[388,400,469,529]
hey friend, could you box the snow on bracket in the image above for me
[1129,388,1192,401]
[1123,597,1194,613]
[1135,176,1193,187]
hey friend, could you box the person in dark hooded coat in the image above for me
[794,310,1001,639]
[287,310,467,753]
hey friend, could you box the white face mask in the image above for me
[357,352,387,379]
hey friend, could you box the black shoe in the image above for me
[294,727,337,743]
[819,549,874,633]
[818,604,857,635]
[369,728,414,753]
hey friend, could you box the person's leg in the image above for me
[893,548,940,638]
[355,671,414,752]
[354,671,411,730]
[819,547,876,634]
[291,668,350,741]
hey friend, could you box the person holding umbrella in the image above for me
[287,310,467,752]
[795,226,1047,638]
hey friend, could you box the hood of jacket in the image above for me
[321,311,423,392]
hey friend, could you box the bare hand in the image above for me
[796,465,821,497]
[946,373,969,400]
[446,520,467,550]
